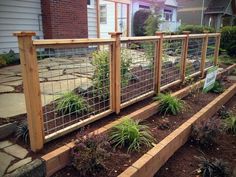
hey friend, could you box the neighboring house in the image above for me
[177,0,236,31]
[132,0,180,32]
[0,0,180,53]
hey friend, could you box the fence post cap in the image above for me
[13,31,36,37]
[155,31,164,35]
[182,31,191,34]
[108,32,122,36]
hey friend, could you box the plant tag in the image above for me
[203,66,218,92]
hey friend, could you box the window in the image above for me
[139,5,150,9]
[164,9,173,21]
[100,5,107,24]
[87,0,95,8]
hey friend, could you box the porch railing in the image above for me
[14,31,220,151]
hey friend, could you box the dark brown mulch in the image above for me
[155,95,236,177]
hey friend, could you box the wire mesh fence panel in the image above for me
[120,41,156,104]
[37,44,112,135]
[161,38,183,86]
[186,38,203,76]
[206,36,216,68]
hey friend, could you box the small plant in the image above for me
[109,118,155,152]
[72,134,110,176]
[195,155,230,177]
[154,93,185,115]
[223,115,236,134]
[56,92,90,115]
[16,121,29,143]
[218,106,231,119]
[190,122,217,149]
[209,81,224,93]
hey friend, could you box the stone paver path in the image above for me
[0,140,31,176]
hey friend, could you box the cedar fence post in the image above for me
[200,31,209,78]
[14,32,44,152]
[155,32,164,94]
[214,33,221,66]
[109,32,122,114]
[181,31,190,82]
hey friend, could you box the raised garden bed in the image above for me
[155,94,236,177]
[41,65,236,177]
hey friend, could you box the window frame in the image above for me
[87,0,95,9]
[100,5,107,24]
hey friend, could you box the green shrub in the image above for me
[154,93,185,115]
[56,92,89,115]
[195,156,230,177]
[144,13,161,36]
[209,81,224,93]
[133,10,152,36]
[218,106,231,119]
[223,115,236,134]
[92,50,131,99]
[0,50,19,66]
[16,121,29,144]
[72,134,110,176]
[221,26,236,56]
[109,118,155,152]
[178,25,215,34]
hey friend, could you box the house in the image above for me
[0,0,179,53]
[177,0,236,30]
[132,0,180,32]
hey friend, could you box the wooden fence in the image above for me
[14,31,220,151]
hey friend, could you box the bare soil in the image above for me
[155,95,236,177]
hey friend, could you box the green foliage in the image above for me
[72,134,110,176]
[178,25,215,34]
[218,55,235,65]
[209,81,224,93]
[218,106,231,119]
[16,121,29,144]
[56,92,89,115]
[190,122,217,149]
[223,115,236,134]
[92,50,131,99]
[133,10,152,36]
[195,156,230,177]
[154,93,185,115]
[221,26,236,57]
[0,50,19,67]
[144,13,161,36]
[109,118,155,152]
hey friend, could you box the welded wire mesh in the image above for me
[161,38,183,86]
[186,38,203,76]
[120,41,156,104]
[206,37,216,68]
[37,44,112,135]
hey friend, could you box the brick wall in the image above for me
[41,0,88,39]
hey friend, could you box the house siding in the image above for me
[88,2,98,38]
[0,0,43,53]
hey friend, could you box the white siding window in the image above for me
[87,0,95,8]
[164,9,173,21]
[100,5,107,24]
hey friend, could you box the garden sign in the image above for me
[203,66,218,92]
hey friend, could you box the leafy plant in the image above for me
[178,25,215,34]
[56,92,90,115]
[144,12,161,36]
[195,155,230,177]
[154,93,185,115]
[133,9,152,36]
[221,26,236,57]
[109,118,155,152]
[223,115,236,134]
[190,122,217,149]
[209,81,224,93]
[16,121,29,143]
[218,106,231,119]
[72,134,110,176]
[92,50,132,99]
[0,50,19,67]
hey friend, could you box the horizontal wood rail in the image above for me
[33,38,115,48]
